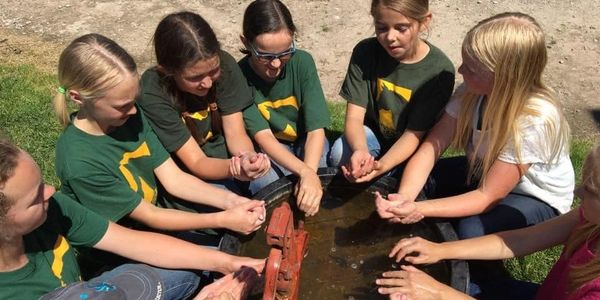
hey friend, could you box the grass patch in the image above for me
[0,64,62,186]
[1,63,597,286]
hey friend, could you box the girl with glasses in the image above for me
[329,0,455,184]
[238,0,331,217]
[137,12,271,201]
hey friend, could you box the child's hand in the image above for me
[295,167,322,217]
[239,151,271,180]
[375,192,423,224]
[375,192,422,223]
[353,160,383,183]
[194,266,260,300]
[376,265,448,300]
[341,150,375,182]
[221,200,265,234]
[389,236,442,264]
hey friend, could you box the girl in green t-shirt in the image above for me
[53,34,266,239]
[0,137,264,300]
[138,11,270,196]
[330,0,455,183]
[238,0,331,217]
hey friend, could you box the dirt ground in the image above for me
[1,0,598,138]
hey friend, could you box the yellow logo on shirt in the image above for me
[274,124,298,142]
[257,96,299,120]
[258,96,299,141]
[119,142,156,203]
[51,235,70,287]
[376,79,413,134]
[376,78,412,102]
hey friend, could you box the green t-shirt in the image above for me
[0,193,108,300]
[340,38,455,149]
[239,49,331,143]
[139,50,255,159]
[55,108,170,223]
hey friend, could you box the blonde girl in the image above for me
[376,143,600,299]
[329,0,455,183]
[375,12,574,239]
[53,34,265,270]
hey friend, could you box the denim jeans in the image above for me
[328,125,381,167]
[425,156,559,239]
[91,263,200,300]
[248,135,330,196]
[470,278,540,299]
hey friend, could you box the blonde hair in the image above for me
[564,144,600,292]
[53,33,137,126]
[452,12,570,183]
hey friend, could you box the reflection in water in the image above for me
[241,187,449,299]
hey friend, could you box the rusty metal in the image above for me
[263,202,309,300]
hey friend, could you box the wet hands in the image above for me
[377,265,445,300]
[389,236,442,264]
[294,167,322,217]
[374,192,424,224]
[341,150,376,182]
[221,200,266,235]
[230,151,271,181]
[195,266,261,300]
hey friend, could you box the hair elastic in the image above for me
[57,86,67,94]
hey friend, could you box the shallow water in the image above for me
[240,186,450,299]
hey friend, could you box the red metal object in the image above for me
[263,202,309,300]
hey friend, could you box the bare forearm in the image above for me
[134,207,225,231]
[97,223,235,273]
[303,129,325,172]
[438,209,578,260]
[189,157,232,180]
[165,172,235,209]
[397,149,436,199]
[345,121,368,152]
[227,134,255,156]
[378,130,422,175]
[416,190,497,218]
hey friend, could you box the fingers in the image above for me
[389,237,421,263]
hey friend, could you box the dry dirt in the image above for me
[1,0,598,138]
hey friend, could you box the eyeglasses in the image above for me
[248,41,296,64]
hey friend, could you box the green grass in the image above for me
[0,64,62,186]
[1,64,596,286]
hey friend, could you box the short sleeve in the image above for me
[65,174,142,222]
[405,69,455,131]
[139,70,191,153]
[243,101,270,137]
[52,192,109,247]
[215,51,255,115]
[339,41,373,108]
[498,119,550,165]
[298,52,331,132]
[445,84,466,119]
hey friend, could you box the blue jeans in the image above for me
[248,136,330,196]
[424,156,559,239]
[91,264,200,300]
[328,125,381,167]
[470,278,540,299]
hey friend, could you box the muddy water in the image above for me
[240,186,449,299]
